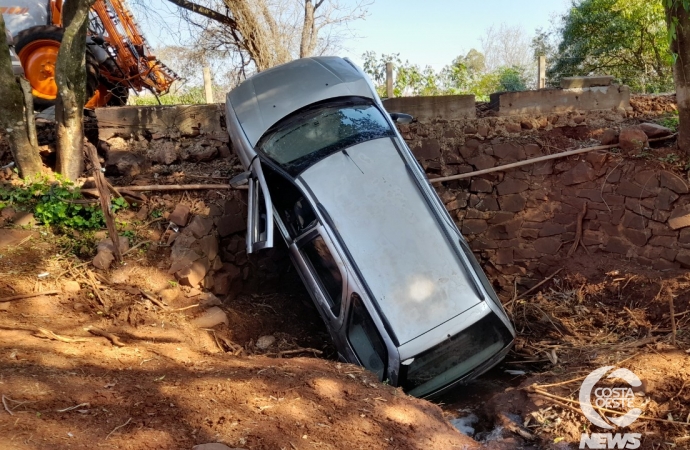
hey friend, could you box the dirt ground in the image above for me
[0,224,479,450]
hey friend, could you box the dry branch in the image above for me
[668,286,677,346]
[527,386,690,426]
[2,395,13,416]
[567,202,588,257]
[273,348,324,357]
[518,268,564,300]
[140,290,168,309]
[34,327,88,343]
[81,184,236,197]
[86,143,122,262]
[0,290,60,302]
[105,417,132,440]
[428,134,678,184]
[88,328,125,347]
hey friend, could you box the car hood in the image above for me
[299,138,483,345]
[227,57,375,147]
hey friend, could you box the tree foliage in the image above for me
[549,0,672,92]
[362,50,530,101]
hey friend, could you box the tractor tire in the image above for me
[14,25,100,111]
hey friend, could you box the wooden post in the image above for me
[538,56,546,89]
[203,67,214,103]
[386,62,394,98]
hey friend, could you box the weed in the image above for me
[0,176,128,230]
[660,112,679,132]
[168,280,179,288]
[150,209,163,219]
[658,153,680,164]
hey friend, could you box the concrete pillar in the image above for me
[203,67,214,104]
[386,62,394,98]
[538,56,546,90]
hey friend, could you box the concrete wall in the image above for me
[489,85,631,116]
[96,104,227,141]
[382,95,476,120]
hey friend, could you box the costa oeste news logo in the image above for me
[579,366,643,449]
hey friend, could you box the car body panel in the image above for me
[228,57,375,148]
[5,29,24,76]
[300,138,482,345]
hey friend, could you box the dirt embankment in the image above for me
[0,222,477,450]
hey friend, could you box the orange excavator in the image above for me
[1,0,178,109]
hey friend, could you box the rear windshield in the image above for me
[257,98,394,175]
[402,313,512,397]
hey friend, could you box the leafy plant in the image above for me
[660,112,680,132]
[0,176,127,230]
[658,153,680,164]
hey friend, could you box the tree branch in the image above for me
[165,0,238,28]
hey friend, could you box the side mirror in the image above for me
[390,112,414,125]
[229,170,251,187]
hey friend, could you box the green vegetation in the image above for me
[548,0,672,92]
[362,51,530,101]
[129,86,207,106]
[660,112,680,132]
[0,176,127,230]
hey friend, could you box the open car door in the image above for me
[232,158,274,253]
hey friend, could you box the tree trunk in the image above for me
[300,0,315,58]
[55,0,96,181]
[0,15,43,178]
[666,3,690,154]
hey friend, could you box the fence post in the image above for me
[538,56,546,89]
[203,67,214,103]
[386,62,394,98]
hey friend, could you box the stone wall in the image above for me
[153,190,289,298]
[399,109,688,296]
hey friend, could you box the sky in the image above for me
[342,0,571,70]
[134,0,572,76]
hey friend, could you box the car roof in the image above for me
[227,57,376,148]
[299,138,483,345]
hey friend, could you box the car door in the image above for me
[245,157,274,254]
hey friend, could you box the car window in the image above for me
[261,162,317,239]
[257,99,394,175]
[347,293,387,381]
[301,236,343,315]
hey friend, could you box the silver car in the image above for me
[225,56,515,398]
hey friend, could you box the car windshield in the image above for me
[402,313,513,397]
[257,99,394,175]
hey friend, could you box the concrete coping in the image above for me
[560,76,615,89]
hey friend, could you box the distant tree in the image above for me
[480,23,535,75]
[550,0,672,93]
[151,0,370,75]
[361,52,441,97]
[497,67,528,91]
